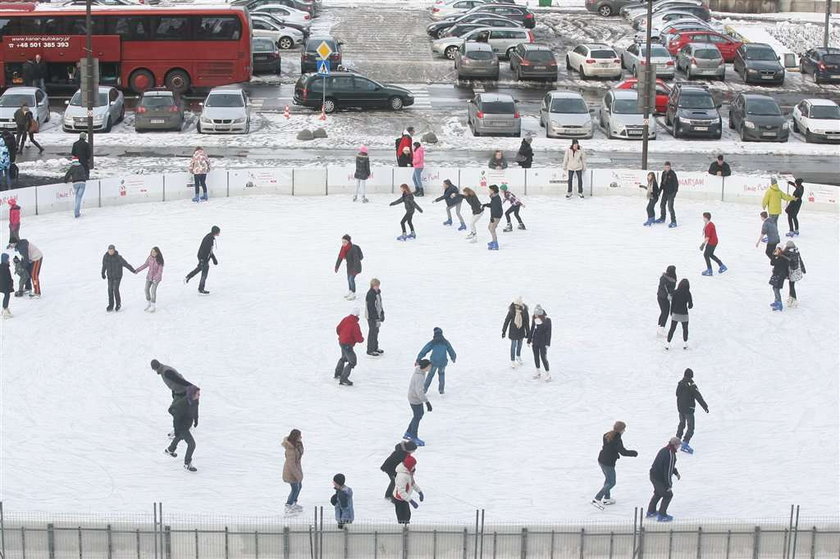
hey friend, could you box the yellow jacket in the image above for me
[762,183,794,215]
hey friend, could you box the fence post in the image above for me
[255,530,259,559]
[78,526,83,559]
[165,525,171,559]
[725,530,731,559]
[21,526,25,559]
[48,522,56,559]
[402,524,409,559]
[784,505,794,559]
[753,526,761,559]
[0,501,5,558]
[136,528,141,559]
[579,528,584,559]
[343,526,348,559]
[521,527,528,559]
[480,509,485,559]
[463,528,468,559]
[107,524,113,559]
[154,502,159,559]
[225,526,230,559]
[639,526,645,559]
[550,529,555,559]
[609,531,614,559]
[283,526,290,559]
[194,528,199,559]
[809,527,816,559]
[474,510,479,559]
[696,526,702,559]
[792,505,800,559]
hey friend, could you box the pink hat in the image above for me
[359,145,368,154]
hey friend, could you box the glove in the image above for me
[425,402,432,412]
[193,419,198,428]
[409,500,419,509]
[675,472,681,481]
[628,450,638,457]
[501,333,506,338]
[703,406,710,413]
[699,243,706,251]
[102,274,106,280]
[452,358,456,364]
[418,491,424,502]
[334,267,339,273]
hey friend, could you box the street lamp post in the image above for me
[640,0,654,170]
[825,0,832,48]
[85,0,94,170]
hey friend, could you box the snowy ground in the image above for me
[1,194,838,522]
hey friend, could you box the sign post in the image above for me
[640,0,654,171]
[315,41,333,117]
[84,0,95,169]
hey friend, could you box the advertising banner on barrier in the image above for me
[590,168,648,197]
[163,171,226,202]
[35,181,83,215]
[676,172,723,201]
[801,181,839,211]
[1,185,37,217]
[392,167,455,195]
[293,168,327,196]
[327,165,392,195]
[458,168,526,196]
[228,168,291,196]
[722,174,794,206]
[100,175,164,207]
[528,168,593,196]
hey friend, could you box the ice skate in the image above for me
[148,303,156,313]
[366,351,381,358]
[682,341,689,350]
[502,223,513,232]
[1,308,12,319]
[701,269,713,276]
[397,234,407,241]
[646,511,658,518]
[601,498,615,505]
[165,448,177,458]
[516,356,523,366]
[788,297,798,308]
[517,223,526,230]
[657,514,673,522]
[406,232,416,240]
[362,197,369,203]
[532,370,542,380]
[511,361,518,369]
[542,373,552,382]
[785,231,795,237]
[198,289,210,295]
[654,217,666,224]
[443,219,452,226]
[668,221,678,228]
[184,462,197,472]
[664,342,671,351]
[578,193,584,199]
[339,378,354,386]
[144,302,152,312]
[657,326,666,338]
[793,230,800,236]
[346,292,356,301]
[771,301,783,311]
[191,196,200,203]
[643,218,653,226]
[284,505,301,516]
[352,195,357,202]
[591,499,605,511]
[680,442,694,454]
[457,223,467,231]
[718,265,728,274]
[465,231,476,239]
[488,241,499,251]
[200,194,208,201]
[565,193,572,199]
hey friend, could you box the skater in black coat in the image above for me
[516,138,533,168]
[0,253,13,318]
[647,437,681,521]
[527,305,552,381]
[390,184,423,241]
[665,279,692,350]
[592,421,637,509]
[151,359,194,399]
[165,385,200,472]
[462,187,484,241]
[657,162,679,227]
[675,368,709,454]
[769,246,789,311]
[502,297,530,368]
[380,440,418,499]
[185,225,220,294]
[101,244,135,312]
[483,185,504,250]
[785,179,804,236]
[656,266,677,335]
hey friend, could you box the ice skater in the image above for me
[434,179,465,230]
[646,437,681,522]
[0,253,13,319]
[769,246,788,311]
[405,359,433,446]
[462,187,484,242]
[656,162,679,227]
[134,246,164,312]
[335,308,364,386]
[483,184,503,250]
[416,327,457,395]
[12,256,28,298]
[656,266,676,337]
[665,279,692,350]
[282,429,305,515]
[761,176,793,225]
[353,145,370,203]
[184,225,219,295]
[335,234,363,300]
[101,244,136,312]
[675,368,709,454]
[152,359,194,400]
[7,198,20,244]
[390,183,423,241]
[528,305,552,381]
[392,454,424,524]
[164,385,200,472]
[502,297,530,368]
[500,185,525,231]
[189,147,211,202]
[591,421,638,510]
[365,278,384,357]
[782,241,805,307]
[563,140,586,199]
[641,172,659,226]
[10,238,42,297]
[700,212,727,276]
[380,440,417,500]
[785,178,804,236]
[330,474,354,529]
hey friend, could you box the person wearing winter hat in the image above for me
[762,176,794,225]
[380,440,418,499]
[7,198,20,245]
[353,146,371,203]
[71,131,91,175]
[101,244,136,312]
[646,437,682,522]
[185,225,220,294]
[64,155,88,218]
[0,252,14,318]
[330,474,354,528]
[392,454,423,524]
[500,184,526,232]
[405,360,433,446]
[335,308,364,386]
[675,368,709,454]
[335,234,363,300]
[782,240,806,307]
[784,178,804,237]
[591,421,638,510]
[165,384,200,472]
[502,297,530,368]
[416,327,457,394]
[527,305,552,381]
[656,266,677,337]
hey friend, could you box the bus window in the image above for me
[41,17,62,35]
[152,16,190,40]
[111,16,148,40]
[195,16,241,41]
[0,19,9,39]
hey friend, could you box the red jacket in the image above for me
[336,315,364,346]
[704,222,718,246]
[396,135,413,160]
[8,200,20,226]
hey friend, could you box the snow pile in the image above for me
[765,20,840,54]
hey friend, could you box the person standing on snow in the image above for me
[782,240,805,308]
[641,172,660,227]
[434,179,465,230]
[785,178,804,237]
[756,211,780,260]
[700,212,727,276]
[134,246,164,312]
[330,474,354,529]
[390,183,423,241]
[392,454,424,524]
[335,308,364,386]
[675,368,709,454]
[516,137,533,168]
[563,139,586,199]
[14,103,43,155]
[768,246,789,311]
[502,297,530,368]
[761,176,793,225]
[381,440,417,499]
[591,421,638,510]
[656,162,679,227]
[646,437,681,522]
[1,253,13,319]
[63,156,88,218]
[404,359,433,446]
[185,225,219,294]
[488,150,508,170]
[365,278,384,357]
[462,187,484,242]
[416,327,457,395]
[483,184,503,250]
[527,304,552,381]
[500,184,525,232]
[335,234,363,300]
[71,132,91,176]
[656,266,677,338]
[353,146,371,203]
[665,279,692,350]
[101,244,136,312]
[395,127,414,165]
[165,385,200,472]
[7,198,20,244]
[412,141,425,197]
[282,429,305,515]
[189,147,211,202]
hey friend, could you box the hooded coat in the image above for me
[331,486,354,524]
[650,445,679,488]
[784,246,805,283]
[407,366,430,405]
[282,437,304,483]
[528,316,552,347]
[64,160,88,183]
[381,442,415,476]
[769,253,788,289]
[71,138,90,165]
[392,462,421,502]
[416,329,457,367]
[189,149,211,175]
[658,272,676,299]
[762,182,794,215]
[412,146,425,168]
[597,432,638,467]
[562,147,586,171]
[135,255,164,283]
[502,302,530,340]
[517,139,533,168]
[354,153,371,180]
[336,314,364,346]
[197,232,218,263]
[101,250,135,280]
[676,377,708,414]
[7,200,20,226]
[0,254,13,294]
[435,183,463,207]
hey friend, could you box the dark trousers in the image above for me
[186,258,210,290]
[657,297,670,328]
[765,242,778,260]
[677,410,695,443]
[504,205,523,225]
[400,210,415,234]
[703,244,723,269]
[335,344,357,381]
[8,223,19,244]
[16,129,42,152]
[645,197,657,219]
[167,420,196,464]
[532,344,549,371]
[394,499,411,524]
[789,281,796,298]
[107,277,122,309]
[2,292,9,309]
[659,192,676,222]
[667,320,688,343]
[647,477,673,516]
[367,319,380,353]
[567,170,583,193]
[193,174,207,196]
[406,403,424,438]
[385,473,396,499]
[787,204,800,232]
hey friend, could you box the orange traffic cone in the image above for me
[283,105,290,119]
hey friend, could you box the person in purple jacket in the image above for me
[134,246,164,313]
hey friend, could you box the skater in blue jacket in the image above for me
[390,184,423,241]
[416,327,457,394]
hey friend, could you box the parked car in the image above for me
[664,83,721,139]
[634,10,710,31]
[584,0,637,17]
[300,36,343,73]
[599,89,656,139]
[621,43,675,79]
[63,86,124,133]
[134,88,185,132]
[427,13,520,39]
[198,86,250,134]
[463,4,535,28]
[614,77,671,114]
[509,43,558,80]
[622,0,703,19]
[734,43,785,85]
[666,30,742,62]
[234,0,315,16]
[675,42,725,80]
[791,98,840,143]
[442,23,490,38]
[293,72,414,113]
[467,93,520,136]
[455,41,500,80]
[728,93,789,142]
[432,26,534,60]
[0,86,49,131]
[539,90,592,138]
[566,43,622,79]
[251,15,304,49]
[430,0,488,21]
[799,46,840,84]
[252,37,283,74]
[442,17,522,37]
[251,12,310,39]
[658,21,713,45]
[250,4,311,28]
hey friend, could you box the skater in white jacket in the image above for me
[392,454,424,524]
[404,360,433,446]
[562,140,586,199]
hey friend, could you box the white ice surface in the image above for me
[1,194,838,523]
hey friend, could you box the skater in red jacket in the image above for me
[335,309,364,386]
[7,198,20,245]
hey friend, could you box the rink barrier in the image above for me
[1,503,838,559]
[1,166,837,219]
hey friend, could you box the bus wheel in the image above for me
[129,69,155,93]
[165,70,191,94]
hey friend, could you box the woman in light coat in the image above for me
[392,454,424,524]
[641,172,660,226]
[189,147,211,202]
[563,140,586,199]
[134,246,164,312]
[282,429,304,514]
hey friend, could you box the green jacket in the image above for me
[762,183,794,215]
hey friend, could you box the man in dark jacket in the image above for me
[22,58,35,87]
[483,185,503,251]
[165,385,200,472]
[71,132,91,175]
[334,234,363,300]
[185,225,220,294]
[32,54,47,91]
[707,155,731,177]
[647,437,681,522]
[380,440,417,499]
[101,244,135,312]
[365,278,384,357]
[675,368,709,454]
[151,359,194,399]
[656,162,679,227]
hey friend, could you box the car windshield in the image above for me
[526,50,554,61]
[481,100,515,114]
[694,48,720,59]
[0,94,35,108]
[467,50,495,60]
[254,40,275,52]
[811,105,840,119]
[550,98,587,113]
[591,50,615,59]
[678,93,714,109]
[206,94,244,108]
[747,48,777,61]
[140,95,175,108]
[613,99,641,114]
[306,40,336,52]
[69,91,108,107]
[641,46,670,57]
[746,99,781,116]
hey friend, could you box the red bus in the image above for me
[0,3,252,93]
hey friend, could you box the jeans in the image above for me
[367,319,380,353]
[657,297,670,328]
[469,211,484,234]
[406,403,425,438]
[412,168,423,191]
[446,201,464,225]
[509,338,523,361]
[355,179,366,198]
[667,320,688,343]
[73,182,85,217]
[594,463,616,501]
[186,258,210,290]
[703,244,723,269]
[647,476,673,516]
[645,197,657,219]
[488,217,500,243]
[347,274,356,293]
[773,286,782,303]
[659,192,676,222]
[107,277,122,309]
[505,205,523,225]
[532,344,549,371]
[400,210,415,234]
[335,344,357,381]
[167,420,196,465]
[677,410,695,443]
[145,280,159,303]
[286,482,302,506]
[193,174,207,197]
[423,364,446,393]
[567,170,583,194]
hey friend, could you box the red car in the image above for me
[666,31,743,62]
[614,78,671,114]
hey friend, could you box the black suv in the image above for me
[665,84,721,139]
[799,47,840,84]
[733,43,785,85]
[509,43,558,81]
[300,36,343,73]
[293,72,414,113]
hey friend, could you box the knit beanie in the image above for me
[417,359,431,370]
[403,454,417,471]
[404,441,418,452]
[683,368,693,379]
[150,359,160,371]
[534,305,545,316]
[333,473,346,486]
